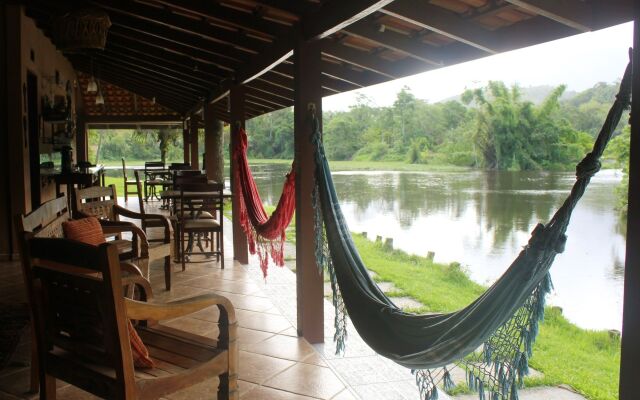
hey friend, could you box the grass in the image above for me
[351,236,620,400]
[99,157,469,172]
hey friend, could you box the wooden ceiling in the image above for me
[25,0,633,122]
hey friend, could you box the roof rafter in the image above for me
[503,0,592,32]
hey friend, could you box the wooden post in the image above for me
[182,119,190,165]
[230,86,249,264]
[620,11,640,399]
[294,32,323,344]
[189,115,199,170]
[76,114,87,162]
[203,102,224,183]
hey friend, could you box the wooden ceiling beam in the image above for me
[380,0,499,54]
[89,53,212,93]
[73,56,209,96]
[251,79,294,100]
[321,41,428,79]
[504,0,592,32]
[100,48,217,87]
[106,40,225,79]
[152,0,291,36]
[108,25,240,70]
[210,0,393,101]
[73,67,189,112]
[342,21,445,66]
[89,0,268,55]
[245,88,293,109]
[105,14,247,63]
[85,115,182,124]
[72,60,200,103]
[303,0,395,40]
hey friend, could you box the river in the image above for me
[249,164,626,331]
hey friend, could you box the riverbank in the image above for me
[352,236,620,400]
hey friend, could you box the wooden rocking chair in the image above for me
[23,237,238,399]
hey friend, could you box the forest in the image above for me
[245,80,628,171]
[89,80,629,172]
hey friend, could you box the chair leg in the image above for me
[29,327,39,394]
[220,231,224,269]
[124,182,128,202]
[181,227,186,272]
[164,256,171,290]
[40,373,56,400]
[218,372,238,400]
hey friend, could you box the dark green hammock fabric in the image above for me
[312,58,631,400]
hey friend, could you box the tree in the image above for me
[133,127,182,164]
[462,81,590,170]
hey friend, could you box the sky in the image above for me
[322,22,634,112]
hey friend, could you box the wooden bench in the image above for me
[15,195,153,395]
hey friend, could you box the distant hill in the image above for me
[440,84,578,105]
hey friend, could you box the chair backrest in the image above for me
[24,237,136,398]
[17,195,70,239]
[133,170,146,217]
[176,170,203,177]
[173,174,208,190]
[169,163,191,171]
[74,184,119,221]
[144,161,165,172]
[121,158,128,180]
[179,182,224,221]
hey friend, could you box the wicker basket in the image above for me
[52,9,111,53]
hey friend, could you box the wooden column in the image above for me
[76,114,87,162]
[203,102,224,183]
[620,11,640,399]
[182,119,190,164]
[189,115,199,170]
[230,86,249,264]
[294,33,324,344]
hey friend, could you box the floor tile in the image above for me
[264,363,345,400]
[243,334,317,362]
[237,328,275,350]
[240,385,317,400]
[236,309,293,333]
[238,351,296,384]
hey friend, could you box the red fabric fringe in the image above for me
[233,128,296,277]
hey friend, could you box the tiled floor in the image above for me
[0,198,360,400]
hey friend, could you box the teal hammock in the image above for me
[312,57,631,400]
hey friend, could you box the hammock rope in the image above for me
[233,127,296,276]
[312,56,632,400]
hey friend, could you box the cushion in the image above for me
[63,218,155,369]
[126,320,155,368]
[62,217,106,246]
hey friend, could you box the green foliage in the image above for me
[463,82,592,170]
[606,126,630,215]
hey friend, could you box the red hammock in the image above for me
[233,128,296,276]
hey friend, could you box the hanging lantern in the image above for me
[95,91,105,105]
[52,9,111,53]
[86,76,97,93]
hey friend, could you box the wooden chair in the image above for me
[122,158,138,203]
[144,161,167,202]
[74,185,173,290]
[15,196,153,396]
[23,237,238,399]
[177,183,225,271]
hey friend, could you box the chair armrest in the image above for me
[99,220,149,257]
[125,293,236,324]
[113,204,145,220]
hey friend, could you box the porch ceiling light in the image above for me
[95,89,105,105]
[86,76,98,93]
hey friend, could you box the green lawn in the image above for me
[351,236,620,400]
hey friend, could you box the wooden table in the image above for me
[53,166,105,214]
[159,189,233,200]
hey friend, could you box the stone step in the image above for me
[452,385,586,400]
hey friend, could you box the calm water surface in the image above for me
[251,164,626,331]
